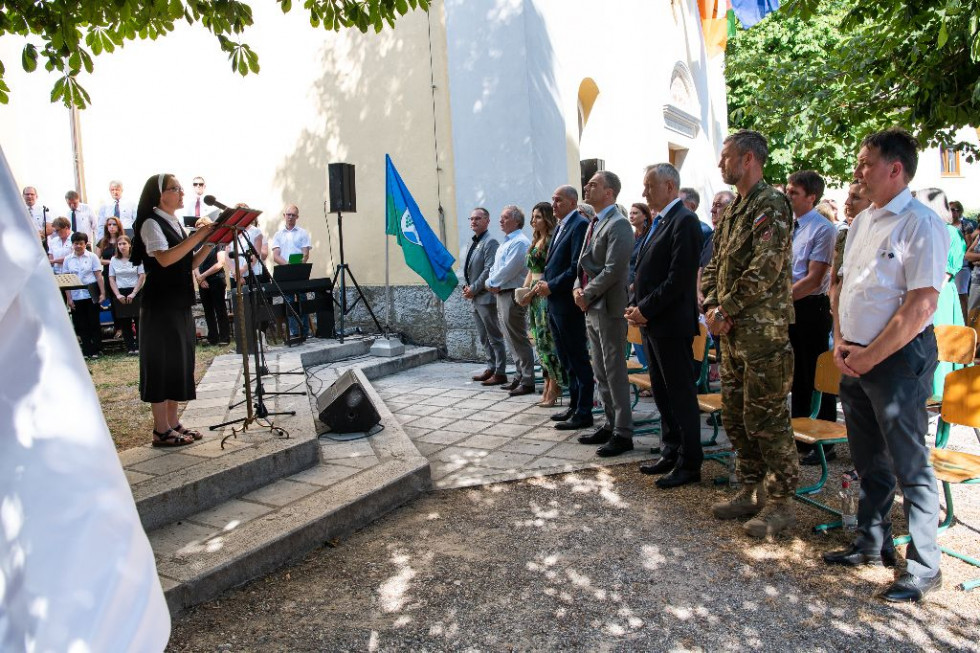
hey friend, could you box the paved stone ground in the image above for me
[365,361,729,489]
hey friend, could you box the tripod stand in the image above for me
[332,211,383,343]
[202,217,291,448]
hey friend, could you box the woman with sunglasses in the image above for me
[131,174,217,447]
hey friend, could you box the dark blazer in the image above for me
[544,210,588,315]
[633,201,703,339]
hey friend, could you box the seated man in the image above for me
[62,232,105,359]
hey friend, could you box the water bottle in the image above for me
[840,473,860,531]
[727,452,739,489]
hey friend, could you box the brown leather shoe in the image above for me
[481,374,508,386]
[472,370,494,382]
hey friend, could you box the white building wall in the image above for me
[912,127,980,214]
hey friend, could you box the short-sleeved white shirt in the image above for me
[271,225,311,262]
[839,188,950,345]
[109,257,144,289]
[47,232,74,273]
[233,225,265,275]
[140,208,186,257]
[62,250,102,301]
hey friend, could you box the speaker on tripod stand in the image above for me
[326,162,383,343]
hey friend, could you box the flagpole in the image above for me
[385,220,392,333]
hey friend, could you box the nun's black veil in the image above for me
[131,173,172,266]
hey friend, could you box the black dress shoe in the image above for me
[551,408,574,422]
[823,544,896,567]
[596,436,634,457]
[801,445,837,466]
[508,385,535,397]
[639,457,678,475]
[500,378,521,391]
[881,571,942,603]
[555,414,595,431]
[577,426,612,443]
[655,468,701,489]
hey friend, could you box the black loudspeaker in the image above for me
[580,158,605,194]
[316,369,380,433]
[328,163,356,213]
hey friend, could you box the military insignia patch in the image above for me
[762,227,773,241]
[753,213,769,227]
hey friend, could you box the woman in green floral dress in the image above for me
[518,202,566,407]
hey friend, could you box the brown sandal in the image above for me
[152,428,193,448]
[174,423,203,441]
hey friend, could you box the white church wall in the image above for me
[0,3,456,289]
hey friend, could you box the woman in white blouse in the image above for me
[108,235,145,355]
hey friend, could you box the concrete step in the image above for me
[148,367,430,613]
[122,340,438,532]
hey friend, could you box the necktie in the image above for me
[71,209,77,232]
[114,200,120,218]
[196,198,201,218]
[580,217,599,288]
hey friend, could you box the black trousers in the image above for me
[71,298,102,356]
[644,331,703,471]
[789,294,836,423]
[549,308,594,417]
[113,286,139,351]
[199,274,230,344]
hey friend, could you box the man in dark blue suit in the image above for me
[625,164,704,488]
[538,185,594,428]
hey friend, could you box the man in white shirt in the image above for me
[271,204,312,337]
[65,190,97,245]
[271,205,311,265]
[486,205,533,396]
[47,217,74,273]
[785,170,839,465]
[23,186,52,245]
[62,232,106,359]
[186,176,220,221]
[824,127,949,603]
[97,180,137,235]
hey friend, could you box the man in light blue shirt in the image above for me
[786,169,838,465]
[487,205,534,396]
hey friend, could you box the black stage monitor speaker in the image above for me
[316,369,380,433]
[580,158,605,194]
[328,162,356,213]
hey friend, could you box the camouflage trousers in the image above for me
[719,332,799,499]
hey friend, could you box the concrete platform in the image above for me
[119,338,436,613]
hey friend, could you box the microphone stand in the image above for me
[203,221,289,448]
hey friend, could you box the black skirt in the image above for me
[139,303,196,403]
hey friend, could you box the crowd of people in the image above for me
[27,175,323,356]
[462,127,968,604]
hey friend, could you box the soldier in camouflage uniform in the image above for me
[701,129,799,538]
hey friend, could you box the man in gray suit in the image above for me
[463,207,508,386]
[574,171,635,456]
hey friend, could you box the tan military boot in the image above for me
[743,499,795,538]
[711,484,766,520]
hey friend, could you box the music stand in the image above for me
[205,208,289,447]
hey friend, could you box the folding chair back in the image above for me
[936,324,977,365]
[627,323,643,346]
[812,351,841,397]
[692,323,708,363]
[939,365,980,432]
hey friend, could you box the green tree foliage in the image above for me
[726,0,980,185]
[0,0,429,108]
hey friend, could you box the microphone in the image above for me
[202,195,228,210]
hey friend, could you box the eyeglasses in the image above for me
[192,182,205,187]
[164,186,183,193]
[284,213,298,218]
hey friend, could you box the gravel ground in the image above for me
[168,463,980,652]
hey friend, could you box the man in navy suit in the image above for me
[625,163,704,488]
[538,185,594,428]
